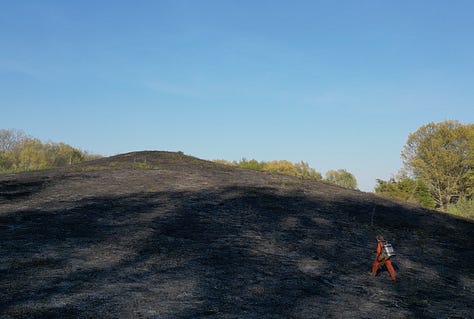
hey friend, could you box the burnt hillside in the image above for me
[1,151,473,318]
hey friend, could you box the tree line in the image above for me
[215,120,473,219]
[374,120,474,219]
[214,158,358,190]
[2,128,359,191]
[0,129,100,173]
[4,121,471,219]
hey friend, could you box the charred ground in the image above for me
[1,151,473,318]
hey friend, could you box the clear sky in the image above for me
[1,1,473,191]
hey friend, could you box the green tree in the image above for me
[325,169,358,189]
[374,175,435,209]
[401,120,474,211]
[48,142,85,166]
[14,138,49,171]
[294,161,322,180]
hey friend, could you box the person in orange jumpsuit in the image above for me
[371,235,396,281]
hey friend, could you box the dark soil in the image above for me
[1,151,473,318]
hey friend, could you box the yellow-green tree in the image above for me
[215,158,322,181]
[294,161,322,180]
[402,120,474,211]
[48,142,85,166]
[15,138,49,171]
[0,129,100,173]
[263,160,296,176]
[324,169,358,189]
[262,160,322,180]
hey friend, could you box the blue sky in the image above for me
[1,1,473,191]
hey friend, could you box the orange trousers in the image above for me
[372,241,396,281]
[371,257,396,281]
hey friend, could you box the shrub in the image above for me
[374,176,435,209]
[448,197,474,220]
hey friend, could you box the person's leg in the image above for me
[385,260,396,281]
[371,259,381,276]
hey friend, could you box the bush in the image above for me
[214,158,322,181]
[0,129,101,173]
[448,197,474,220]
[239,158,266,171]
[374,176,435,209]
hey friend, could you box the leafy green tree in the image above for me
[294,161,322,180]
[324,169,358,189]
[401,120,474,211]
[374,175,435,209]
[15,138,49,171]
[48,142,85,166]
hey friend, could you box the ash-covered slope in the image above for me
[1,151,473,318]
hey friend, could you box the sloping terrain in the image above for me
[1,151,473,318]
